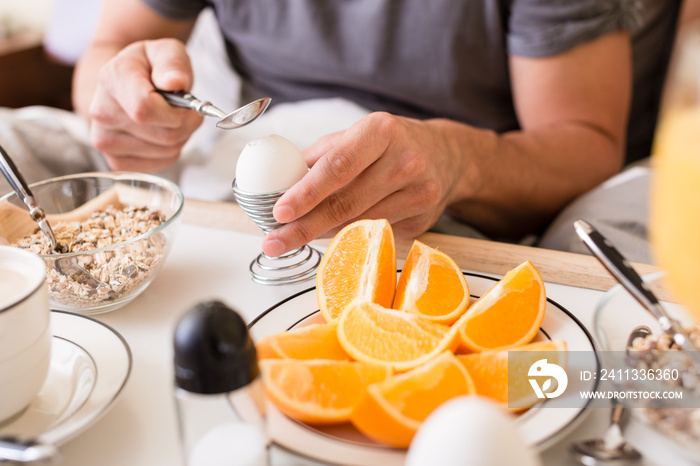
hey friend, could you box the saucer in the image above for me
[0,311,131,444]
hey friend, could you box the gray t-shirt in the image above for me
[143,0,680,164]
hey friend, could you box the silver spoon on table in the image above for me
[157,90,271,129]
[569,325,649,464]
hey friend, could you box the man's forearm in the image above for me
[447,30,630,239]
[441,118,624,239]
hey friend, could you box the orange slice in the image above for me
[455,260,545,352]
[456,340,566,410]
[316,219,396,321]
[393,240,470,324]
[337,301,457,371]
[350,352,476,448]
[260,359,391,424]
[256,321,350,360]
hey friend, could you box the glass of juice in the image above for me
[651,22,700,319]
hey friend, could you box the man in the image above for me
[72,0,678,259]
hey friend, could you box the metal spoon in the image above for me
[573,219,700,358]
[157,90,271,129]
[0,437,59,464]
[0,145,59,251]
[569,326,649,464]
[0,144,116,298]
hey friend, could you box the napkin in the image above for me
[538,163,653,264]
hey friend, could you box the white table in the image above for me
[56,219,691,466]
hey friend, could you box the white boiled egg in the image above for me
[235,134,308,194]
[406,396,543,466]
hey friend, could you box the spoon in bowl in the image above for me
[0,145,116,298]
[573,219,700,358]
[156,90,271,130]
[0,145,59,251]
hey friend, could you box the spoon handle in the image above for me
[0,144,59,250]
[609,400,624,425]
[0,144,35,209]
[574,219,699,353]
[156,90,227,119]
[156,90,199,109]
[574,220,660,306]
[0,437,58,463]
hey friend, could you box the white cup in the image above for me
[0,245,51,423]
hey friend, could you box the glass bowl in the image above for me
[594,271,700,461]
[0,172,184,314]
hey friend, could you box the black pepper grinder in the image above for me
[174,301,267,466]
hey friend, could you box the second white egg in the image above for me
[406,396,543,466]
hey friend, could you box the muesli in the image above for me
[12,205,166,308]
[628,326,700,447]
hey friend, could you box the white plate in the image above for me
[0,311,131,445]
[244,272,600,466]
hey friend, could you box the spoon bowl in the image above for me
[570,428,641,465]
[216,97,271,129]
[157,90,271,130]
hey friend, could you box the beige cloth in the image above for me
[0,106,108,196]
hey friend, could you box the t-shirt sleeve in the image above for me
[140,0,208,20]
[507,0,638,57]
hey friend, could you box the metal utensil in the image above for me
[0,144,115,299]
[0,145,59,251]
[53,256,116,297]
[569,326,649,464]
[232,181,321,285]
[0,437,59,464]
[574,219,700,356]
[157,91,271,130]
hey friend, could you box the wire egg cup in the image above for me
[232,180,321,285]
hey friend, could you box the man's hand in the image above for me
[88,39,203,173]
[262,112,475,257]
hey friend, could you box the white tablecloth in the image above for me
[56,222,690,466]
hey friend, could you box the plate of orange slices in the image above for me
[239,219,599,466]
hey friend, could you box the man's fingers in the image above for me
[145,39,193,92]
[91,125,183,158]
[102,43,165,124]
[93,99,201,147]
[302,131,343,167]
[101,40,193,128]
[90,89,202,155]
[263,185,427,257]
[274,115,393,224]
